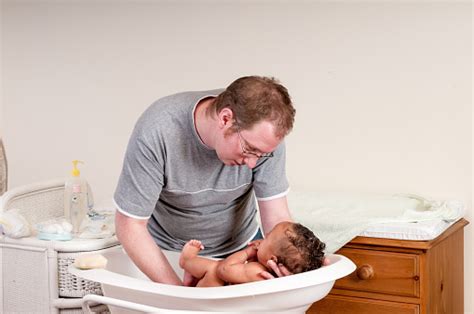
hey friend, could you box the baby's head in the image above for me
[257,221,326,274]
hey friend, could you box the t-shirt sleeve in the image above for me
[252,141,290,201]
[113,125,164,219]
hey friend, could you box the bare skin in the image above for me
[179,240,225,287]
[180,239,268,287]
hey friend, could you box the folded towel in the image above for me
[288,192,464,254]
[395,194,464,222]
[0,211,31,238]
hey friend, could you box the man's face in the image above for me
[215,119,281,169]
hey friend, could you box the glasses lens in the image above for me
[237,128,273,158]
[259,152,274,158]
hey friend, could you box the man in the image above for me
[114,76,296,285]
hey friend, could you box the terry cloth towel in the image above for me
[288,192,464,254]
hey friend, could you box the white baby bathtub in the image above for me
[70,246,355,313]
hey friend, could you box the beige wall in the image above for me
[0,1,3,136]
[2,0,472,311]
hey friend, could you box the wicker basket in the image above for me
[60,304,109,314]
[58,251,104,297]
[0,179,120,313]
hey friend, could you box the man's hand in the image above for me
[260,256,331,279]
[262,260,293,279]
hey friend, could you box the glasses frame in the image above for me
[236,127,274,158]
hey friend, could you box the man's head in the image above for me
[209,76,296,168]
[212,76,295,137]
[257,221,326,274]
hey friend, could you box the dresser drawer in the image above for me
[310,294,420,314]
[334,248,420,297]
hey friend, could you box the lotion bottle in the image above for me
[64,160,93,234]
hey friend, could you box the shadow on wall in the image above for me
[0,139,7,195]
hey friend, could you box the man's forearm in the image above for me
[115,212,182,285]
[258,196,292,234]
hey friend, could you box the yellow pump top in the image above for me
[71,160,84,177]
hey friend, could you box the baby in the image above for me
[179,221,326,287]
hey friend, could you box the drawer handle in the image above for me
[356,264,374,280]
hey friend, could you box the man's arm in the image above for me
[115,210,182,285]
[258,196,292,234]
[258,196,293,278]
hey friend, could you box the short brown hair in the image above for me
[210,76,295,138]
[276,223,326,273]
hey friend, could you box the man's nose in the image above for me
[244,157,258,169]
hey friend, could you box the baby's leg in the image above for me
[179,240,224,286]
[180,240,204,268]
[180,240,212,279]
[196,262,225,287]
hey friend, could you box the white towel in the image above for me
[0,211,31,238]
[288,192,464,253]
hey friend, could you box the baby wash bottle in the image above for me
[64,160,93,234]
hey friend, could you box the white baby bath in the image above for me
[70,246,355,313]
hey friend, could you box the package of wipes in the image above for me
[35,217,73,241]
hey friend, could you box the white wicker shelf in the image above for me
[0,179,120,313]
[1,234,119,253]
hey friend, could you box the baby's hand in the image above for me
[244,244,258,261]
[248,239,263,249]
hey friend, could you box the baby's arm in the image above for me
[216,246,268,284]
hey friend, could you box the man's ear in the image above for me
[217,108,234,129]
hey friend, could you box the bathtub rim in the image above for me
[69,252,356,300]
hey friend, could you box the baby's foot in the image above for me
[179,240,204,268]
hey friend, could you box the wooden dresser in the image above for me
[309,219,469,314]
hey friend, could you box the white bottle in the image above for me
[64,160,93,234]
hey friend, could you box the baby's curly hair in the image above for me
[276,223,326,274]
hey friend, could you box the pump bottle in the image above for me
[64,160,93,234]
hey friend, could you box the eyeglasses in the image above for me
[236,128,274,158]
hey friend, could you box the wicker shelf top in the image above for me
[0,234,120,252]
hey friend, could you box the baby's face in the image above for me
[257,221,292,265]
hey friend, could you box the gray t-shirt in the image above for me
[114,89,289,255]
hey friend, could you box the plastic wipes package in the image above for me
[78,211,115,239]
[35,218,73,241]
[0,211,31,238]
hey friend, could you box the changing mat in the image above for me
[359,219,458,240]
[288,191,465,254]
